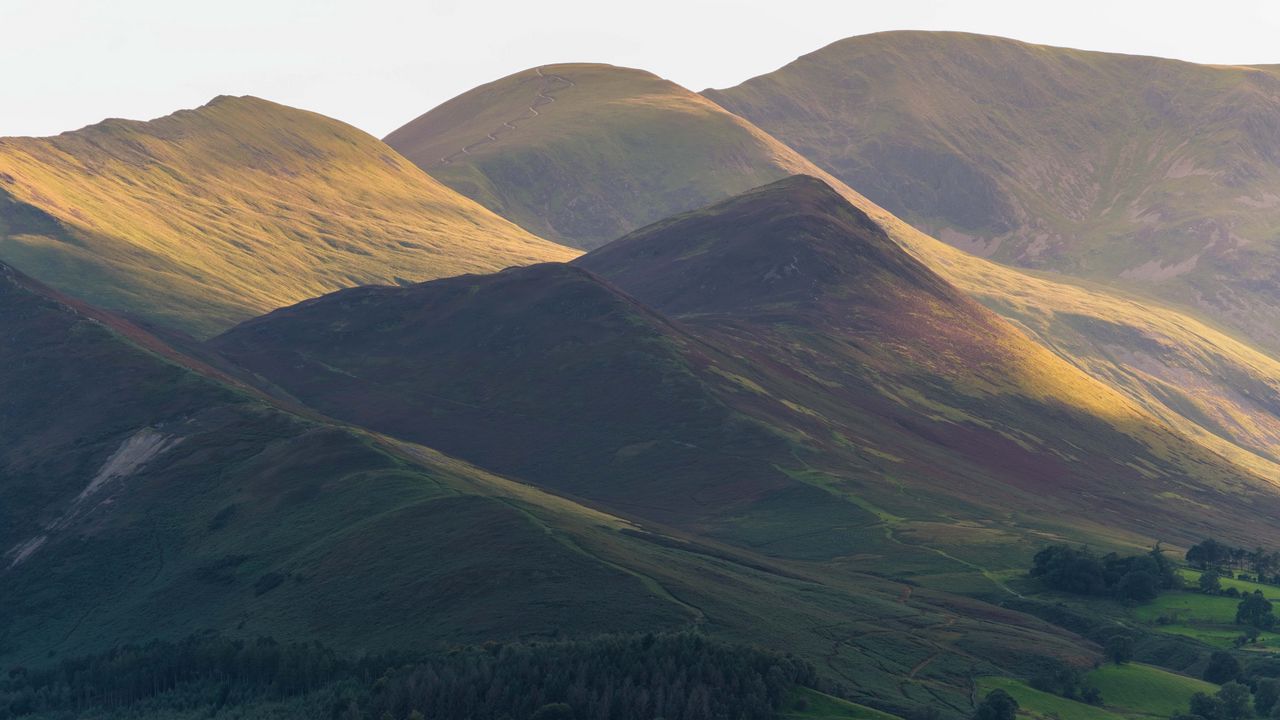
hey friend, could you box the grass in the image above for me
[1128,573,1280,649]
[1085,663,1216,717]
[0,95,576,337]
[978,665,1213,720]
[1132,591,1245,624]
[1181,568,1280,596]
[784,687,903,720]
[977,677,1127,720]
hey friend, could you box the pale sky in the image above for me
[5,0,1280,139]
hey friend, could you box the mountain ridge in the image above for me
[0,94,577,337]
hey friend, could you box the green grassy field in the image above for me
[1181,568,1280,596]
[977,677,1126,720]
[980,664,1215,720]
[1085,663,1217,717]
[1131,572,1280,649]
[785,688,904,720]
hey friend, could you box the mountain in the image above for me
[384,63,823,249]
[0,259,684,665]
[705,31,1280,350]
[0,259,1101,718]
[0,95,576,337]
[214,176,1280,562]
[210,260,808,529]
[389,60,1280,492]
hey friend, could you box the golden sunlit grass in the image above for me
[0,95,577,336]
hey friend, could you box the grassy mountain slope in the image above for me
[0,96,576,337]
[384,63,820,249]
[0,260,683,666]
[705,31,1280,350]
[391,61,1280,493]
[211,261,813,529]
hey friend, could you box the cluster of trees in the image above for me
[1188,540,1280,584]
[973,690,1018,720]
[1028,664,1103,705]
[1029,545,1181,603]
[0,632,819,720]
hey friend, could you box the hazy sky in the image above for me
[6,0,1280,139]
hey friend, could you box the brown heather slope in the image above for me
[705,31,1280,351]
[389,61,1280,486]
[0,95,576,337]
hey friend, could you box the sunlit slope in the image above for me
[385,63,820,249]
[706,31,1280,350]
[398,62,1280,487]
[0,95,576,337]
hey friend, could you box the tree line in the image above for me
[0,631,820,720]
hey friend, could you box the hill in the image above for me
[0,95,576,337]
[215,176,1280,564]
[705,31,1280,351]
[390,60,1280,493]
[384,63,821,249]
[0,259,682,665]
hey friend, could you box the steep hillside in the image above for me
[385,63,820,249]
[392,61,1280,492]
[706,31,1280,350]
[212,261,813,529]
[0,96,576,337]
[0,260,682,665]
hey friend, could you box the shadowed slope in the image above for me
[0,96,576,337]
[0,261,682,666]
[706,31,1280,351]
[211,261,815,528]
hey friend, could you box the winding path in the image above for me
[435,67,575,167]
